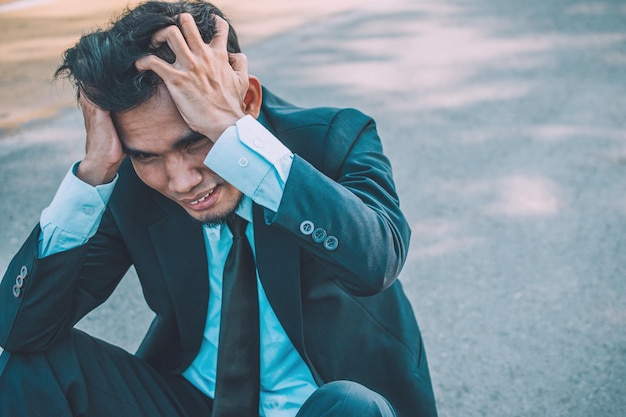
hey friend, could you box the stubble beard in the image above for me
[190,193,245,227]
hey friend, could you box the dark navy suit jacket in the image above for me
[0,88,437,417]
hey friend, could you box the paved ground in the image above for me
[1,0,625,416]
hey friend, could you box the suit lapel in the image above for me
[148,194,209,355]
[252,204,307,358]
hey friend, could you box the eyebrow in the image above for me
[123,130,207,157]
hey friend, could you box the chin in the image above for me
[184,209,226,226]
[185,197,243,226]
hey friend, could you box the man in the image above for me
[0,1,437,416]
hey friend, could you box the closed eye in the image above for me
[184,135,211,151]
[186,136,203,147]
[128,150,157,162]
[121,141,158,162]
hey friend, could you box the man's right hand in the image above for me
[76,94,125,186]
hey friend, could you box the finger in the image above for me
[209,14,230,52]
[78,93,92,123]
[228,52,248,74]
[176,13,205,52]
[149,24,194,63]
[78,91,89,109]
[78,91,100,113]
[135,54,178,79]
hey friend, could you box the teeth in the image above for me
[190,190,213,205]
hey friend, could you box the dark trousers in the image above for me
[0,329,395,417]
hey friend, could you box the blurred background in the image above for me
[1,0,625,416]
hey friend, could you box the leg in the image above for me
[296,380,396,417]
[0,329,211,417]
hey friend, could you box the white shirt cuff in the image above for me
[204,115,293,212]
[39,162,117,256]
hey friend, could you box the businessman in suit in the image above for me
[0,1,437,416]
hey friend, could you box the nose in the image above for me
[166,156,203,195]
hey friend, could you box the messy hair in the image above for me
[56,0,241,111]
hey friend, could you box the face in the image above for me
[114,86,243,224]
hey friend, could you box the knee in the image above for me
[315,380,371,400]
[299,380,396,417]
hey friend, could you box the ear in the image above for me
[243,75,262,119]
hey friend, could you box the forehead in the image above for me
[113,86,190,151]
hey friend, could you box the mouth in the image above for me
[185,186,220,211]
[189,189,214,205]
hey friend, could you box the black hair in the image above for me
[55,0,241,111]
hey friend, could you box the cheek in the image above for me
[223,185,244,206]
[131,162,168,193]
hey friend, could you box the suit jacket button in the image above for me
[312,228,327,243]
[324,236,339,251]
[12,284,21,298]
[299,220,314,235]
[20,266,28,278]
[15,275,24,288]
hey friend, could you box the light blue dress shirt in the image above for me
[38,115,318,417]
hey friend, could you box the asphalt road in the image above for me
[1,0,625,416]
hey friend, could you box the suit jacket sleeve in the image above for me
[0,208,132,353]
[266,108,411,295]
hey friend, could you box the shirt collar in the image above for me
[235,195,253,224]
[203,195,253,236]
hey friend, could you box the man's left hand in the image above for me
[135,13,248,141]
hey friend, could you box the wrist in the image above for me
[76,158,121,186]
[200,112,245,143]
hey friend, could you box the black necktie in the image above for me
[212,215,260,417]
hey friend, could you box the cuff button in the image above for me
[299,220,314,235]
[324,236,339,251]
[312,228,327,243]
